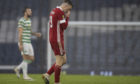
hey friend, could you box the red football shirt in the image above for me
[49,7,69,43]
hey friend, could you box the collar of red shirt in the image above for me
[57,6,63,11]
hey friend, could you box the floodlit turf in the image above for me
[0,74,140,84]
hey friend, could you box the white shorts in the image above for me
[18,43,34,56]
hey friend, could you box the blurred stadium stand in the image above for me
[0,0,140,75]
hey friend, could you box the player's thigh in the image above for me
[28,44,34,60]
[55,55,63,66]
[50,42,62,56]
[63,54,67,64]
[29,43,34,56]
[22,43,34,61]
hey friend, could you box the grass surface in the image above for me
[0,74,140,84]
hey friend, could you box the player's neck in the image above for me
[24,15,29,20]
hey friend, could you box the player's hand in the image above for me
[35,33,41,37]
[65,11,71,17]
[60,50,65,56]
[19,44,23,51]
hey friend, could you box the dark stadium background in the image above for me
[0,0,140,75]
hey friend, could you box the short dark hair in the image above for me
[23,7,31,14]
[63,0,73,7]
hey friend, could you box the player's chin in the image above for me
[28,15,32,18]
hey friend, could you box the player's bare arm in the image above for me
[31,32,41,37]
[18,28,23,51]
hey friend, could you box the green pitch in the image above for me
[0,74,140,84]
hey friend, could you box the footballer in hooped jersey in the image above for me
[14,7,41,81]
[42,0,73,84]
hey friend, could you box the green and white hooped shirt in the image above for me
[18,17,32,43]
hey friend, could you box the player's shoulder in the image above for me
[51,8,58,15]
[19,17,24,22]
[51,7,63,15]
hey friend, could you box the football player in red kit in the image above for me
[42,0,73,84]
